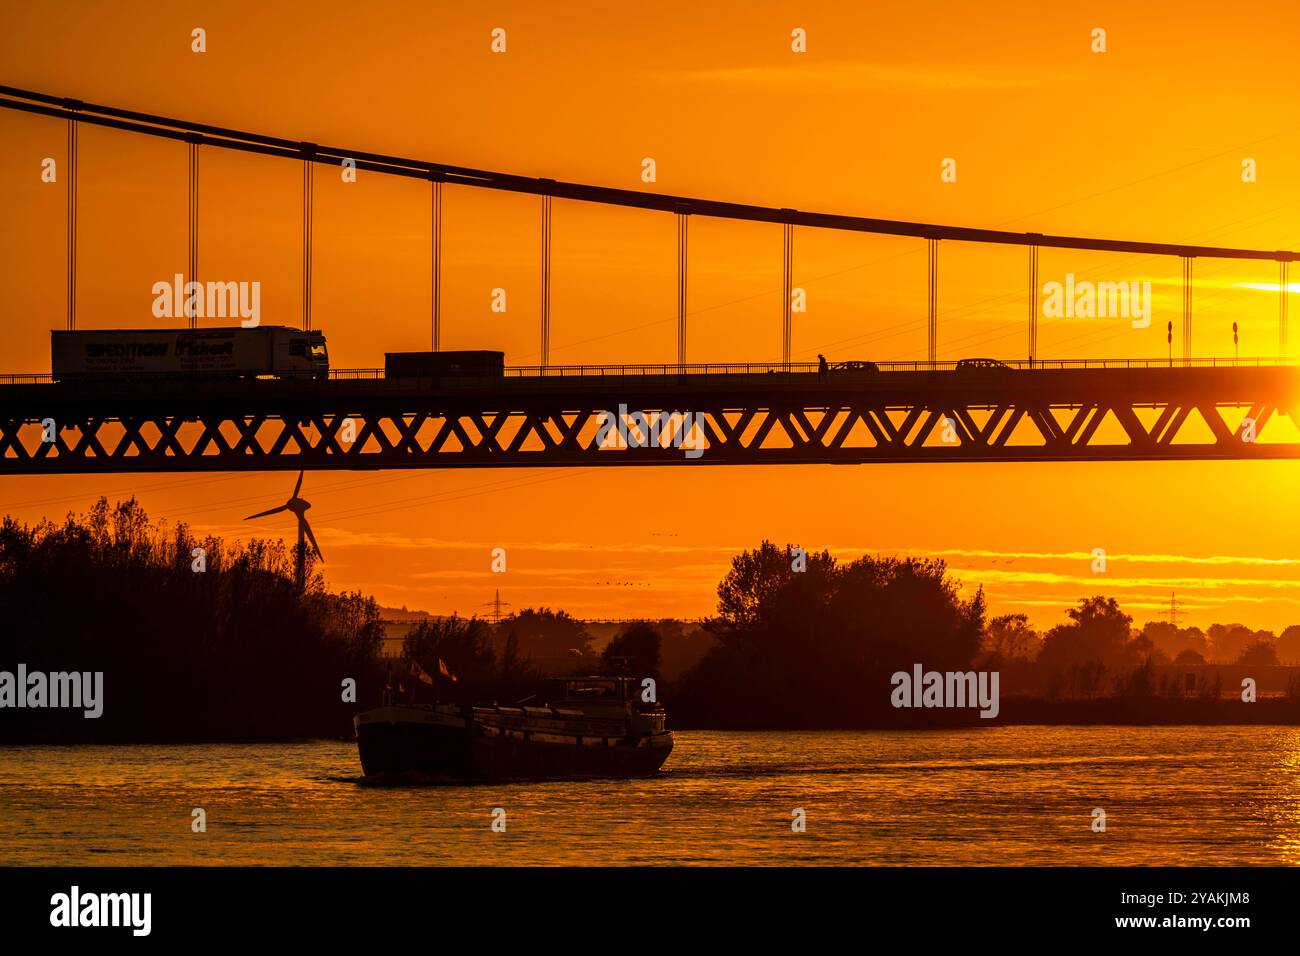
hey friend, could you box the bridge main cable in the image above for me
[2,85,1297,263]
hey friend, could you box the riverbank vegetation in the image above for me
[4,503,1299,740]
[0,498,381,741]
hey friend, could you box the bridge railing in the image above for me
[0,357,1293,385]
[498,358,1294,377]
[0,373,55,384]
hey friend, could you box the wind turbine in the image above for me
[245,470,322,591]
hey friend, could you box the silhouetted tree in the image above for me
[714,540,836,633]
[0,498,383,742]
[1124,633,1169,668]
[501,630,523,676]
[1276,626,1300,664]
[1038,596,1132,673]
[981,613,1041,663]
[678,543,985,727]
[498,608,593,673]
[656,621,717,682]
[601,621,661,681]
[1208,623,1257,663]
[1236,639,1280,667]
[1066,661,1108,700]
[1141,620,1207,660]
[1115,659,1158,699]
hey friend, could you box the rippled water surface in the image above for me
[3,727,1300,865]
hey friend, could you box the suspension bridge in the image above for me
[0,85,1297,475]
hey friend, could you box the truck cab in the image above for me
[281,330,329,380]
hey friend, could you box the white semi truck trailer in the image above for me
[51,327,329,381]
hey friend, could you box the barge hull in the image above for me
[355,707,673,780]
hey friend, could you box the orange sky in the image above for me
[2,0,1299,630]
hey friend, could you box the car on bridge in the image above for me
[832,360,880,373]
[954,358,1013,371]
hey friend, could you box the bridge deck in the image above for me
[0,364,1297,473]
[1,361,1296,398]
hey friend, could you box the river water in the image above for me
[2,726,1299,865]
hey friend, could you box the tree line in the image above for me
[6,503,1300,739]
[0,498,382,741]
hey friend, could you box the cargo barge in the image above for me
[354,676,674,781]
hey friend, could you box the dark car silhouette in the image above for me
[954,358,1013,370]
[832,360,880,372]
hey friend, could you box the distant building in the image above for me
[1159,663,1299,698]
[379,618,425,660]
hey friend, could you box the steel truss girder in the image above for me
[0,391,1295,474]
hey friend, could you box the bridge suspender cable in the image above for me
[65,113,77,331]
[540,191,552,368]
[431,176,442,351]
[780,221,790,366]
[1027,243,1039,364]
[187,137,199,329]
[1281,261,1290,356]
[302,147,315,332]
[677,211,688,368]
[781,218,793,366]
[926,239,938,364]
